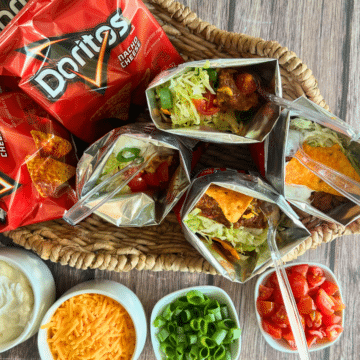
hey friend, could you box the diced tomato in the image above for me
[192,92,220,115]
[288,272,309,299]
[143,172,160,187]
[308,285,320,297]
[315,289,335,316]
[322,313,341,326]
[235,73,257,95]
[307,266,326,288]
[262,319,282,339]
[256,300,276,318]
[267,272,280,289]
[321,280,339,296]
[127,174,148,192]
[308,329,324,339]
[300,314,306,331]
[273,289,284,305]
[297,295,316,314]
[282,328,294,341]
[331,295,346,311]
[306,334,318,348]
[286,339,297,350]
[308,310,322,328]
[258,284,274,301]
[271,305,290,328]
[291,264,309,277]
[325,324,343,341]
[156,161,169,183]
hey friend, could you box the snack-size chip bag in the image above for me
[0,91,77,232]
[0,0,183,143]
[0,0,27,32]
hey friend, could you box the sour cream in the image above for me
[0,260,34,344]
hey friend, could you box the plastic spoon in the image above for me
[260,201,311,360]
[63,151,157,226]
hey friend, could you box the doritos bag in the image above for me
[0,91,77,232]
[0,0,27,32]
[0,0,183,143]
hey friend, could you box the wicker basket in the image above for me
[5,0,360,275]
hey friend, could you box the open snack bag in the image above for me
[67,123,192,227]
[181,168,310,283]
[266,97,360,225]
[146,58,282,144]
[0,91,77,232]
[0,0,183,143]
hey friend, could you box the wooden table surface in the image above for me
[1,0,360,359]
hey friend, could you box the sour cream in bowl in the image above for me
[0,247,56,353]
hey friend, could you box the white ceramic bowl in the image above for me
[254,262,345,353]
[38,279,147,360]
[0,247,56,353]
[150,285,241,360]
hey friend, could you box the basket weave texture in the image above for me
[5,0,360,274]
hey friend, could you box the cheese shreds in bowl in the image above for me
[41,293,136,360]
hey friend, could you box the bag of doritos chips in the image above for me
[0,0,183,143]
[0,91,77,232]
[0,0,27,33]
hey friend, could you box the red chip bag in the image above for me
[0,0,27,33]
[0,0,183,143]
[0,91,77,232]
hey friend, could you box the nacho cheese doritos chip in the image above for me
[31,130,72,158]
[285,142,360,196]
[205,184,253,223]
[26,155,76,198]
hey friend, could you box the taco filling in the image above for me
[184,184,268,261]
[285,117,360,212]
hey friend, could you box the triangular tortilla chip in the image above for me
[31,130,72,158]
[26,155,75,197]
[205,184,253,223]
[285,142,360,196]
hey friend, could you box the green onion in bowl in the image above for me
[150,286,242,360]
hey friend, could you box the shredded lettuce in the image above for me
[184,208,268,254]
[157,64,215,127]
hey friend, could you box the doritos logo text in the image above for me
[17,9,131,101]
[0,0,27,31]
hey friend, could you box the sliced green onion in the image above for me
[200,336,216,349]
[199,346,210,359]
[116,147,141,163]
[180,309,192,323]
[204,313,215,323]
[186,290,205,305]
[154,316,166,328]
[214,345,226,360]
[220,305,229,319]
[158,328,170,342]
[187,334,197,345]
[212,330,227,345]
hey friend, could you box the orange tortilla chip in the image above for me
[31,130,72,158]
[26,155,76,197]
[205,184,253,223]
[285,142,360,196]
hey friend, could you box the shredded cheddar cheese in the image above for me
[41,293,136,360]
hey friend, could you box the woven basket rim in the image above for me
[5,0,360,275]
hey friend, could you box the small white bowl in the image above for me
[254,262,345,353]
[38,279,147,360]
[0,247,56,353]
[150,286,241,360]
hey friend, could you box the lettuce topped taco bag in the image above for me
[0,0,183,143]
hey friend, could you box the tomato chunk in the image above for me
[297,295,316,314]
[156,161,169,183]
[308,329,325,339]
[192,92,220,115]
[256,300,276,318]
[271,305,290,328]
[315,289,335,316]
[322,313,341,326]
[288,272,309,299]
[321,280,339,296]
[307,266,326,288]
[282,328,294,341]
[325,324,343,341]
[258,284,274,301]
[273,289,284,305]
[291,264,309,277]
[308,310,322,328]
[306,334,318,347]
[143,172,160,187]
[128,174,148,192]
[262,319,282,339]
[331,295,346,311]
